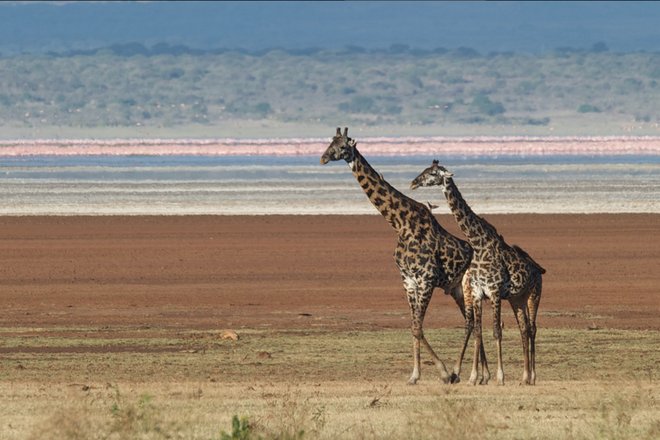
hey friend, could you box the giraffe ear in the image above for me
[348,139,357,147]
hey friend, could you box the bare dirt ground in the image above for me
[0,214,658,439]
[1,214,658,334]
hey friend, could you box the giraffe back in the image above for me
[498,241,544,297]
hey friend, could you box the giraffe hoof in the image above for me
[449,373,461,384]
[479,377,489,385]
[407,378,418,386]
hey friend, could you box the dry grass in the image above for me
[0,327,658,439]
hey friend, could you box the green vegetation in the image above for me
[1,48,660,136]
[220,416,258,440]
[578,103,602,113]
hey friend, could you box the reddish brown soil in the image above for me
[0,214,658,333]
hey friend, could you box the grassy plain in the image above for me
[1,327,658,439]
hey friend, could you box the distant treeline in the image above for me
[1,46,659,133]
[12,41,632,60]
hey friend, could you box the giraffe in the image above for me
[320,128,488,385]
[410,160,545,385]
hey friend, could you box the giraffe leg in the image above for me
[410,312,452,384]
[405,291,421,385]
[492,293,505,385]
[510,297,531,385]
[416,285,451,384]
[405,284,452,384]
[478,305,491,385]
[468,298,483,386]
[527,278,542,385]
[408,335,421,385]
[450,275,472,384]
[419,332,451,384]
[451,273,490,385]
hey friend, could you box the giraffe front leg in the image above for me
[408,336,421,385]
[404,286,422,385]
[468,298,483,386]
[419,333,451,384]
[406,283,451,385]
[460,275,490,385]
[409,309,451,384]
[417,285,451,384]
[529,322,537,386]
[492,294,504,385]
[452,306,472,384]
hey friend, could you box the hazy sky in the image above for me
[1,1,659,54]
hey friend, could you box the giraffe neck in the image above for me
[349,148,418,232]
[442,177,498,249]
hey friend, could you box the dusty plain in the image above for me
[0,214,659,439]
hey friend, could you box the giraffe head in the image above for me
[320,127,357,165]
[409,159,454,190]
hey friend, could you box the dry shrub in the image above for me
[593,386,660,440]
[406,396,495,440]
[252,387,326,439]
[28,404,108,439]
[28,385,181,440]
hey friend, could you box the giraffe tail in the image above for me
[512,245,546,274]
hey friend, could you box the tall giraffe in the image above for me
[321,128,488,384]
[410,160,545,385]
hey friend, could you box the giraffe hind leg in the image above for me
[478,322,490,385]
[450,278,472,384]
[510,297,531,385]
[527,278,542,385]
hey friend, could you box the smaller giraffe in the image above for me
[411,160,545,385]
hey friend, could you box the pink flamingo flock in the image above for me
[0,136,659,157]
